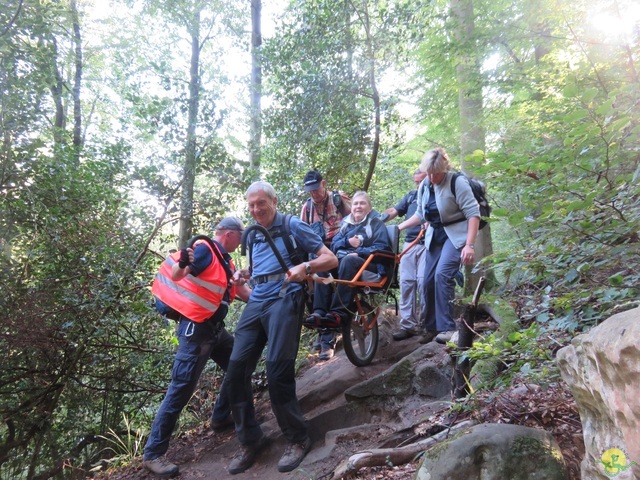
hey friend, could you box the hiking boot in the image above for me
[418,331,438,344]
[143,456,179,478]
[211,414,234,433]
[303,312,323,329]
[312,336,321,352]
[392,328,418,341]
[318,347,334,361]
[277,437,312,473]
[228,435,268,475]
[322,311,343,328]
[435,330,457,344]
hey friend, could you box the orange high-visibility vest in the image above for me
[151,240,236,322]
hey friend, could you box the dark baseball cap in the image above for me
[215,217,244,232]
[303,170,323,192]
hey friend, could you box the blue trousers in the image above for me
[143,318,233,460]
[222,290,307,445]
[422,238,460,332]
[313,254,377,318]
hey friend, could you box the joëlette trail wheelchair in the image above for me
[240,223,423,367]
[309,226,424,366]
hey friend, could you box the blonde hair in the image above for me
[420,148,451,174]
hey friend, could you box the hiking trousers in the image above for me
[143,317,233,461]
[422,238,460,333]
[223,290,308,446]
[398,241,426,331]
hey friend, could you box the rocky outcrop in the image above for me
[415,423,568,480]
[557,306,640,480]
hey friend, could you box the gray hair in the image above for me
[352,190,372,208]
[246,181,276,200]
[420,148,451,174]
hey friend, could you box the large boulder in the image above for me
[415,423,567,479]
[557,306,640,480]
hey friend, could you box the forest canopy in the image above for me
[0,0,638,478]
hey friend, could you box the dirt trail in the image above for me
[98,313,433,480]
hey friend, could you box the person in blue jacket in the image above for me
[222,181,338,475]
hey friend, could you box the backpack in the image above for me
[153,235,233,320]
[246,213,307,273]
[449,172,491,229]
[420,172,491,229]
[304,191,346,224]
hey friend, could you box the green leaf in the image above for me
[507,332,522,342]
[565,269,579,283]
[608,274,624,286]
[581,88,598,103]
[563,85,580,98]
[564,109,589,122]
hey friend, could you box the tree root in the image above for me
[331,419,478,479]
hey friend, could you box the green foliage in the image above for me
[94,414,148,470]
[464,323,559,390]
[2,0,640,477]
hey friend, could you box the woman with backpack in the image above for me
[397,148,481,344]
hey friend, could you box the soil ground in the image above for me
[93,312,583,480]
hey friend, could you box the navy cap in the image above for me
[303,170,323,192]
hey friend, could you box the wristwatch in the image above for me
[304,262,312,275]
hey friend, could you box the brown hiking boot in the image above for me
[277,437,312,472]
[143,456,179,478]
[392,328,419,341]
[418,331,438,344]
[228,435,268,475]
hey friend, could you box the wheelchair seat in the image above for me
[360,225,400,286]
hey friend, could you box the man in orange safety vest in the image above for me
[144,217,251,478]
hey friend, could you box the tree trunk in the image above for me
[248,0,262,175]
[360,3,380,193]
[49,37,66,150]
[178,11,201,248]
[70,0,83,163]
[449,0,496,293]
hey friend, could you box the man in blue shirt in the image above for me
[381,168,427,341]
[222,181,338,475]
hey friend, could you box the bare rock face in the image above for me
[557,306,640,480]
[415,423,568,480]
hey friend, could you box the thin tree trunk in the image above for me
[249,0,262,175]
[49,37,66,150]
[450,0,495,292]
[70,0,83,163]
[178,11,201,248]
[360,2,380,193]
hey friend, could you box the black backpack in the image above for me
[421,172,491,229]
[246,213,307,272]
[304,191,346,223]
[450,172,491,229]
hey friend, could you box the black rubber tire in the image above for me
[342,306,379,367]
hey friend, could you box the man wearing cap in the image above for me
[144,217,251,478]
[300,170,351,360]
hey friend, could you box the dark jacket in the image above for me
[330,212,390,259]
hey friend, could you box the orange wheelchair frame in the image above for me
[311,226,425,366]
